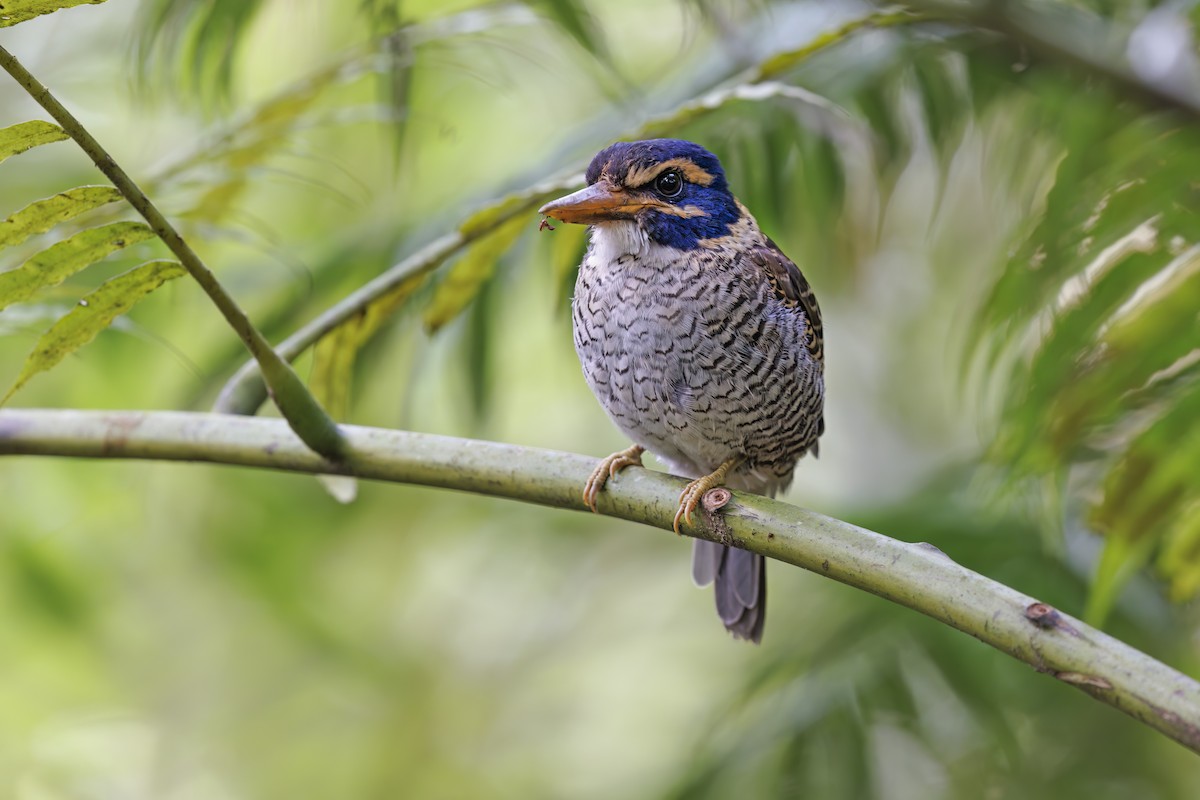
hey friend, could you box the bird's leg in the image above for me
[582,444,646,513]
[674,456,743,534]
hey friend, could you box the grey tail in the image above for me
[692,540,766,643]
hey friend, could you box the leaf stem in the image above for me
[0,44,345,459]
[2,407,1198,753]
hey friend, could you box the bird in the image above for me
[538,138,825,643]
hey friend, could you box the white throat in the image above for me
[589,221,676,268]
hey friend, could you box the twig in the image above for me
[0,45,345,459]
[1,407,1198,754]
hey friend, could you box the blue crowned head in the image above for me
[539,139,743,251]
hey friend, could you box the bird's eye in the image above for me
[654,169,684,198]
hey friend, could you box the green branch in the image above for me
[0,45,345,460]
[1,407,1198,753]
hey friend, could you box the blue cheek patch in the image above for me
[643,192,741,250]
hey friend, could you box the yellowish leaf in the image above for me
[0,120,68,163]
[0,186,124,251]
[3,259,185,404]
[0,0,107,27]
[424,216,526,332]
[0,222,157,312]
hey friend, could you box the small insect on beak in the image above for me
[538,180,645,224]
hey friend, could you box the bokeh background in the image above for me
[1,0,1199,797]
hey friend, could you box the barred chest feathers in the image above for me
[571,220,822,497]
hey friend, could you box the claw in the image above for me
[672,457,742,535]
[582,444,645,512]
[672,502,689,534]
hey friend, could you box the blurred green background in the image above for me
[2,0,1199,797]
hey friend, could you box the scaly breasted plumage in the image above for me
[540,139,825,643]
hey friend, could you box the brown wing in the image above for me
[753,238,824,365]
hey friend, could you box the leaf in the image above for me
[310,324,357,423]
[526,0,608,61]
[0,222,157,312]
[0,186,124,251]
[853,82,907,170]
[1084,380,1200,620]
[912,49,968,156]
[168,61,350,223]
[0,0,106,27]
[358,272,427,339]
[186,177,247,224]
[1158,499,1200,601]
[307,273,426,502]
[463,277,495,422]
[308,274,424,416]
[424,215,527,333]
[971,99,1200,613]
[135,0,268,101]
[459,190,555,240]
[0,120,68,164]
[310,323,360,504]
[2,259,185,404]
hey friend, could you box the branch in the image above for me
[2,407,1198,753]
[0,45,345,460]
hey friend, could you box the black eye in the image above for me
[654,169,684,198]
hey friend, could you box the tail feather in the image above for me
[691,538,721,586]
[692,540,766,643]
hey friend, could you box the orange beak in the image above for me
[538,180,647,224]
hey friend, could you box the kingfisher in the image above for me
[539,138,825,643]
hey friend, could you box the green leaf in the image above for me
[357,273,426,340]
[167,60,350,223]
[1085,381,1200,621]
[308,273,426,412]
[2,259,185,404]
[0,0,106,28]
[463,277,495,423]
[0,186,124,251]
[0,120,68,164]
[135,0,268,101]
[310,324,357,424]
[310,323,360,503]
[1158,498,1200,601]
[912,50,967,155]
[527,0,608,61]
[0,221,157,312]
[424,216,527,333]
[964,76,1200,614]
[307,272,426,502]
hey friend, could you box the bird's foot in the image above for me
[673,457,742,535]
[583,444,646,512]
